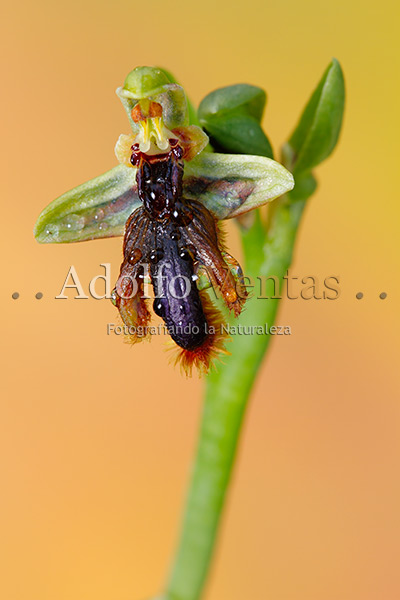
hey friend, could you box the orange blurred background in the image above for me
[1,0,399,599]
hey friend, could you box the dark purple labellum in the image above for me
[114,142,247,373]
[151,234,208,351]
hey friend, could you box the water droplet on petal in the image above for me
[149,249,164,263]
[63,214,85,232]
[128,248,142,265]
[46,224,60,236]
[93,208,105,221]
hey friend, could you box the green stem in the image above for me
[164,193,307,600]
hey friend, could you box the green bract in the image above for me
[198,84,273,158]
[283,58,345,174]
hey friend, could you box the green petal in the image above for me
[183,152,294,220]
[34,153,294,244]
[34,165,139,243]
[157,67,200,127]
[284,58,345,174]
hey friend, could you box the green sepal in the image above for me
[198,84,273,158]
[34,165,139,243]
[183,152,294,219]
[284,58,345,174]
[123,67,170,98]
[117,67,189,133]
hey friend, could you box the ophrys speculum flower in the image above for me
[34,66,294,374]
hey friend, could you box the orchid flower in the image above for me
[34,67,294,373]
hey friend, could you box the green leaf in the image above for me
[183,152,294,219]
[198,84,273,158]
[34,165,139,243]
[201,115,274,159]
[285,58,345,174]
[199,84,266,121]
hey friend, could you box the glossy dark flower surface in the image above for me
[34,66,294,374]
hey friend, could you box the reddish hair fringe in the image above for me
[169,291,230,377]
